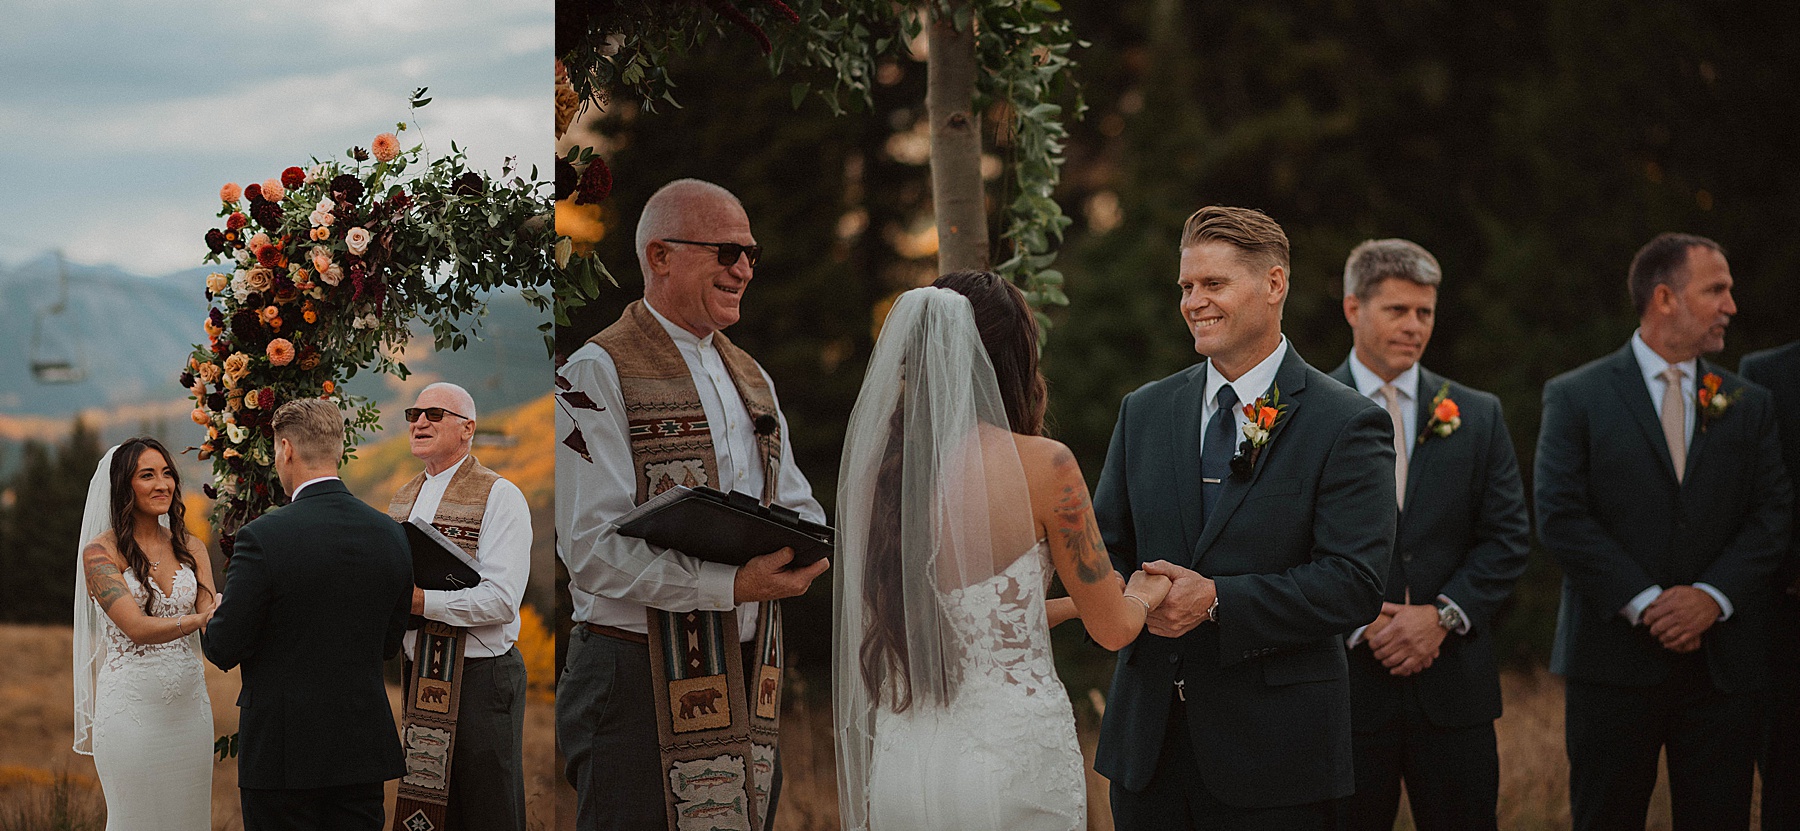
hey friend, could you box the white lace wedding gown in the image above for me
[867,542,1085,831]
[89,564,213,830]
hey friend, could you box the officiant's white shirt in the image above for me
[556,300,825,640]
[404,454,533,660]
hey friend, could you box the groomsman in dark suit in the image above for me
[1740,339,1800,830]
[1094,205,1397,830]
[1327,239,1530,831]
[1535,233,1792,830]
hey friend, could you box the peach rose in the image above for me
[261,178,286,202]
[220,182,242,204]
[344,227,371,255]
[310,246,333,274]
[371,132,401,163]
[244,267,275,294]
[198,362,221,384]
[321,264,344,286]
[206,272,229,294]
[223,352,251,384]
[266,338,295,367]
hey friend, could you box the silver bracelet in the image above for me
[1123,593,1151,615]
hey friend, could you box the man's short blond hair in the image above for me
[272,399,345,466]
[1179,205,1290,275]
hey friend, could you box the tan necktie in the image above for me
[1660,366,1687,482]
[1380,384,1407,508]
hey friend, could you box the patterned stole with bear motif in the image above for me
[385,457,499,831]
[591,300,785,831]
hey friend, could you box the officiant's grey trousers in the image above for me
[404,646,528,831]
[558,624,783,831]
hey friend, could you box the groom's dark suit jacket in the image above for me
[1536,345,1791,693]
[202,478,413,790]
[1093,345,1396,807]
[1327,362,1530,731]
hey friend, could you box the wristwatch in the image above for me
[1434,600,1466,633]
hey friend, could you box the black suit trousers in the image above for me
[240,782,384,831]
[1566,652,1761,831]
[1111,697,1333,831]
[1763,593,1800,831]
[1338,676,1498,831]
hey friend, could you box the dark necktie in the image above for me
[1201,384,1239,523]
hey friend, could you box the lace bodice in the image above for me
[938,541,1062,698]
[97,565,199,677]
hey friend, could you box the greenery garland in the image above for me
[184,93,556,552]
[556,0,1081,324]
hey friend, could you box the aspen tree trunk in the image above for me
[926,1,989,273]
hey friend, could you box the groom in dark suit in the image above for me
[1327,239,1530,831]
[1739,339,1800,830]
[1093,205,1397,830]
[1536,233,1792,830]
[203,398,414,831]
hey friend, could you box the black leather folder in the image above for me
[614,486,834,567]
[403,518,482,591]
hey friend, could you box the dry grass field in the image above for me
[0,624,558,831]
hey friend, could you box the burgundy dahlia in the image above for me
[575,157,612,205]
[453,172,484,197]
[256,245,284,268]
[226,212,249,231]
[179,370,195,389]
[331,174,364,205]
[231,309,265,346]
[244,183,263,201]
[258,388,275,409]
[252,201,284,230]
[207,392,226,411]
[205,229,228,254]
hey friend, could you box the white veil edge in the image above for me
[831,286,1035,831]
[71,445,116,756]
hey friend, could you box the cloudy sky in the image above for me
[0,0,550,276]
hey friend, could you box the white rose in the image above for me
[310,209,335,228]
[230,273,252,301]
[315,196,335,213]
[310,164,329,183]
[345,227,371,256]
[234,249,252,266]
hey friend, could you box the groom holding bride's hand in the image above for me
[1093,206,1398,830]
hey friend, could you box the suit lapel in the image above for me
[1171,365,1207,555]
[1193,347,1310,564]
[1608,345,1681,484]
[1683,358,1717,485]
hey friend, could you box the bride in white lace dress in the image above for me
[74,438,218,830]
[835,274,1171,831]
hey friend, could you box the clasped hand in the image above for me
[1135,561,1216,638]
[733,547,831,604]
[1642,585,1720,653]
[1364,602,1445,677]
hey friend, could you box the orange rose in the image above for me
[1698,388,1714,408]
[267,338,296,367]
[322,380,336,395]
[1434,398,1460,423]
[1257,406,1278,430]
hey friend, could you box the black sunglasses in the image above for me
[661,238,762,268]
[405,407,472,423]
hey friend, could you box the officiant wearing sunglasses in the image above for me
[389,381,533,831]
[555,178,829,831]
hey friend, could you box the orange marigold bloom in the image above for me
[303,309,318,324]
[266,338,296,367]
[1434,398,1460,423]
[371,132,401,162]
[310,227,330,241]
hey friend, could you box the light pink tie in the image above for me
[1660,366,1687,482]
[1380,384,1407,508]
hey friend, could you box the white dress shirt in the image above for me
[403,455,533,660]
[1346,351,1420,451]
[1622,331,1731,624]
[1198,336,1291,459]
[1340,355,1471,647]
[290,475,340,500]
[555,300,826,640]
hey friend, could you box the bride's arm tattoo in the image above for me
[83,544,130,611]
[1050,452,1110,585]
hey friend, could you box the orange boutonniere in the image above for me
[1697,372,1732,431]
[1230,384,1291,478]
[1419,382,1461,444]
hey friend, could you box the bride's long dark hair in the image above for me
[109,437,206,614]
[859,271,1049,712]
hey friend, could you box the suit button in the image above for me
[1167,654,1178,664]
[1402,554,1413,562]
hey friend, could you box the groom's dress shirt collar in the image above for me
[404,453,534,660]
[1200,336,1290,449]
[1347,352,1420,449]
[290,475,340,500]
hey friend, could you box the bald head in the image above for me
[409,382,477,475]
[635,179,747,280]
